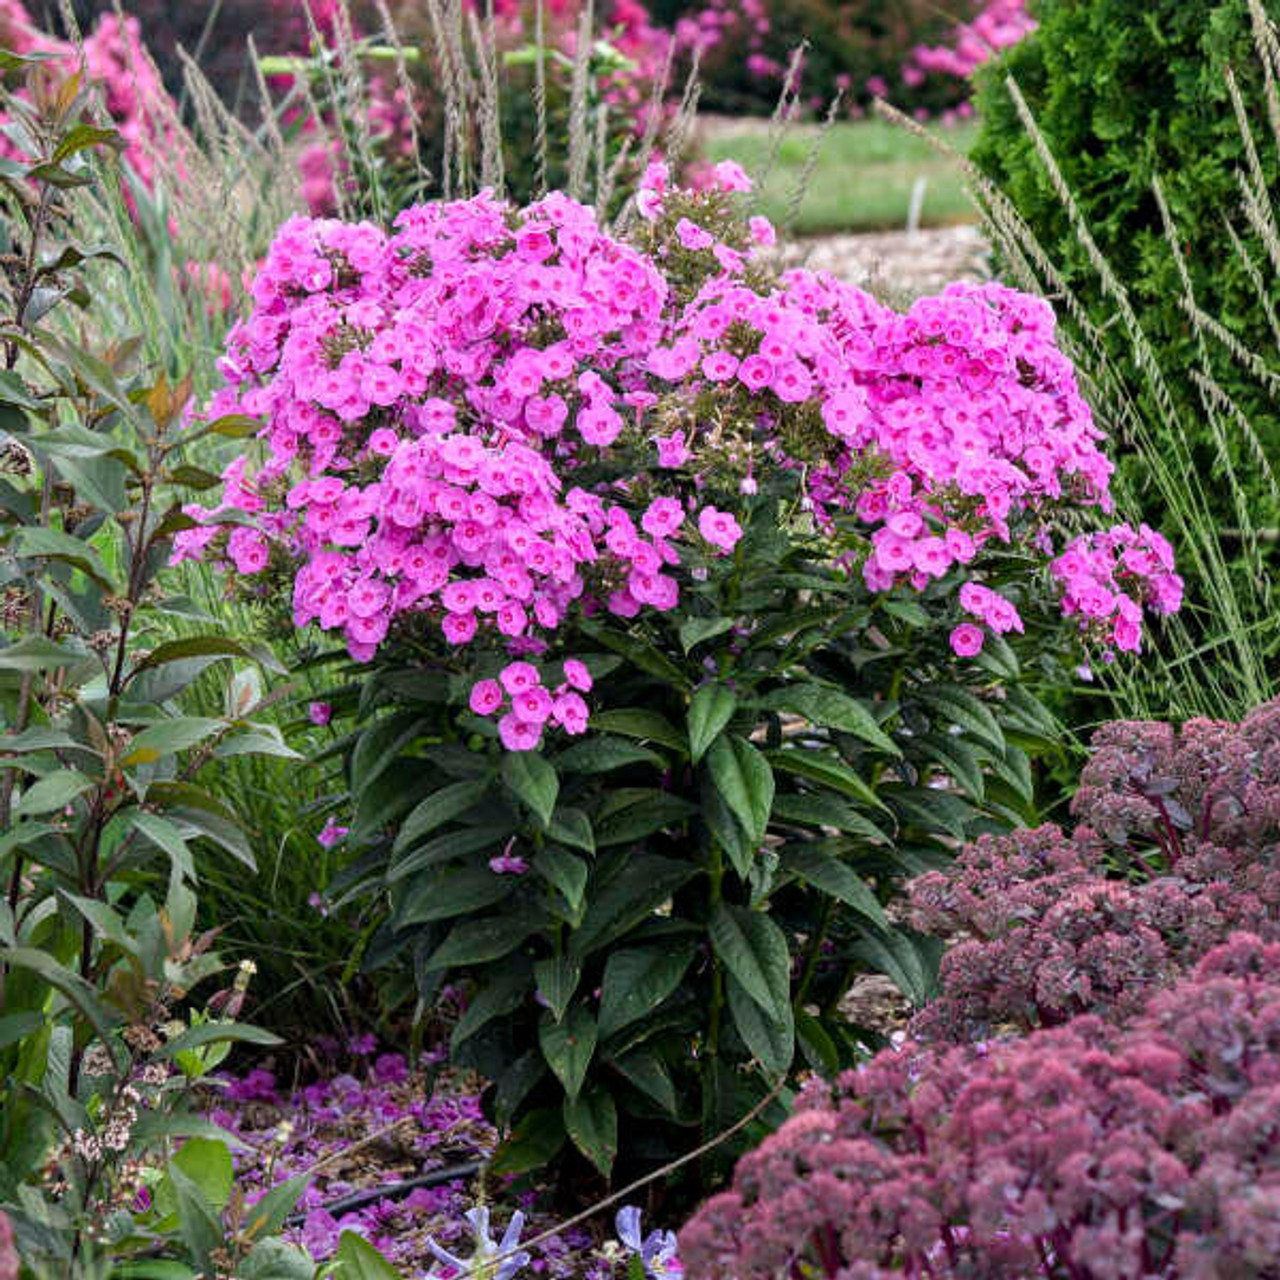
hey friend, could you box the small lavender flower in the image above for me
[426,1206,531,1280]
[616,1207,680,1278]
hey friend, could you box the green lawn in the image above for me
[703,117,980,236]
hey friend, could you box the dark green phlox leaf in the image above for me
[890,787,975,842]
[796,1012,841,1076]
[973,631,1020,680]
[546,806,594,854]
[587,708,686,754]
[539,1004,597,1099]
[393,779,492,855]
[167,1163,221,1274]
[879,598,930,628]
[451,961,533,1048]
[489,1106,565,1175]
[702,776,754,881]
[532,844,589,917]
[768,749,889,812]
[242,1172,311,1242]
[851,928,944,1007]
[770,792,891,843]
[598,941,696,1039]
[759,686,901,756]
[726,972,793,1077]
[593,791,698,847]
[493,1048,547,1128]
[782,845,888,929]
[10,525,115,590]
[129,635,287,679]
[920,685,1004,752]
[13,768,94,818]
[334,1232,403,1280]
[987,743,1035,806]
[420,743,494,779]
[563,1085,617,1178]
[353,758,431,845]
[706,735,773,846]
[123,717,223,766]
[610,1047,678,1115]
[912,732,985,802]
[579,622,687,688]
[679,615,735,653]
[569,856,698,957]
[554,735,664,775]
[351,714,427,797]
[424,916,534,971]
[534,955,582,1023]
[708,903,790,1022]
[1002,685,1060,739]
[0,728,75,756]
[503,751,559,827]
[687,683,737,765]
[394,863,517,926]
[747,603,852,650]
[389,821,516,883]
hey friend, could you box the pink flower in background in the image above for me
[308,701,333,726]
[712,159,752,193]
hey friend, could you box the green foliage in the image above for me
[703,118,980,236]
[0,59,293,1277]
[970,0,1280,712]
[319,499,1061,1198]
[663,0,981,117]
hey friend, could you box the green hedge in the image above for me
[971,0,1280,533]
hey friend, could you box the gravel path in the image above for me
[785,223,991,300]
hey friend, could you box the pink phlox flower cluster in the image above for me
[906,0,1036,84]
[181,179,1178,748]
[469,659,592,752]
[1052,523,1183,653]
[174,191,687,669]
